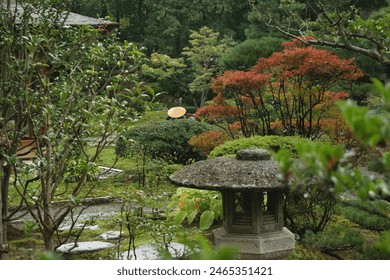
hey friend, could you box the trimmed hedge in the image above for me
[116,120,216,165]
[208,135,312,158]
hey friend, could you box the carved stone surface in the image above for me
[169,148,295,259]
[169,149,284,191]
[213,227,295,260]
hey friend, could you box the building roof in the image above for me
[1,1,119,27]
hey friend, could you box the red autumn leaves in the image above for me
[196,37,363,139]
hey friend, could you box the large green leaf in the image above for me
[199,210,214,230]
[187,210,199,225]
[173,210,186,226]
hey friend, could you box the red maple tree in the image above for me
[204,38,363,138]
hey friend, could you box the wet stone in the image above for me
[57,224,100,232]
[119,242,190,260]
[56,241,115,254]
[99,231,121,240]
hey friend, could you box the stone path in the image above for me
[57,241,116,254]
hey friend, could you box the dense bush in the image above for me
[168,188,223,230]
[188,130,230,157]
[303,226,364,259]
[277,142,346,236]
[284,184,338,236]
[208,135,312,158]
[116,120,215,165]
[340,200,390,231]
[220,37,284,70]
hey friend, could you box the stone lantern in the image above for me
[169,148,295,259]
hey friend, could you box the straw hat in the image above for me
[167,107,186,118]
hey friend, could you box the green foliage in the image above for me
[336,79,390,200]
[81,0,250,57]
[286,244,324,260]
[183,235,238,260]
[141,27,232,108]
[37,251,63,260]
[340,200,390,232]
[0,0,149,252]
[273,79,390,253]
[294,141,345,184]
[209,135,312,158]
[374,232,390,259]
[156,234,237,260]
[339,100,388,147]
[182,26,233,108]
[168,188,222,230]
[141,52,187,104]
[249,0,390,69]
[63,160,100,183]
[284,185,338,236]
[220,37,284,70]
[23,220,38,239]
[275,141,346,236]
[116,120,215,165]
[367,158,386,173]
[304,226,364,256]
[10,237,44,249]
[199,210,214,230]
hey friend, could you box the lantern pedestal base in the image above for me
[213,227,295,260]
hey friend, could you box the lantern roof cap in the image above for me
[169,148,285,191]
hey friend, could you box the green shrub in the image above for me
[10,237,43,249]
[220,37,284,70]
[116,120,215,165]
[277,142,345,236]
[367,158,386,173]
[168,188,222,230]
[303,226,364,258]
[63,160,100,183]
[209,135,311,158]
[284,184,338,236]
[340,199,390,231]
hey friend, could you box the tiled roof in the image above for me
[61,11,119,27]
[1,1,119,27]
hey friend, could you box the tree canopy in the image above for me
[0,0,147,257]
[248,0,390,71]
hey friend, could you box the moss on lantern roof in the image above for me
[169,149,285,191]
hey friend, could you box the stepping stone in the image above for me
[98,166,123,179]
[120,242,189,260]
[57,241,115,253]
[99,231,121,240]
[58,224,100,231]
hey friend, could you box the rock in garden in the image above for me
[56,241,115,253]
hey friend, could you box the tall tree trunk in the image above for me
[0,164,10,260]
[43,228,55,252]
[191,95,199,110]
[0,1,11,260]
[199,88,208,108]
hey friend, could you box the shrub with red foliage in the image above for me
[208,37,363,138]
[188,130,230,157]
[196,104,240,123]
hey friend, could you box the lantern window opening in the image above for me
[262,191,278,225]
[233,191,253,227]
